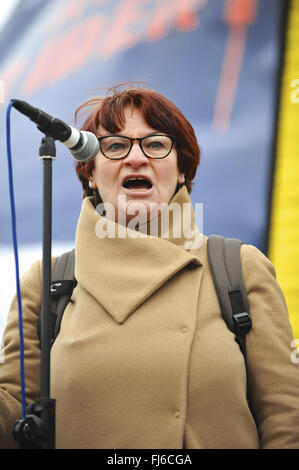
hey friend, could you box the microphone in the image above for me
[11,99,99,162]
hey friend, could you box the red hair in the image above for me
[74,84,200,198]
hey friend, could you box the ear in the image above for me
[89,179,97,189]
[178,172,185,184]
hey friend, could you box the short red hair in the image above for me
[74,84,200,198]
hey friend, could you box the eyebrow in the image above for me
[97,132,164,138]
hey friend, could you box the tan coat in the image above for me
[0,186,298,449]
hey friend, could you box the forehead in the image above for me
[98,106,158,137]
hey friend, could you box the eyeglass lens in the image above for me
[100,135,173,159]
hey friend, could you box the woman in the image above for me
[0,84,298,449]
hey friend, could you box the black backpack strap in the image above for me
[207,235,257,424]
[50,249,76,345]
[207,235,251,353]
[38,249,76,347]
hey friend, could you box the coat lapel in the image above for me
[75,187,203,324]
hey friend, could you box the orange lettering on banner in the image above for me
[48,17,104,83]
[46,0,86,34]
[146,1,171,40]
[213,0,257,131]
[22,40,56,96]
[22,16,103,95]
[147,0,199,41]
[100,0,146,56]
[0,59,27,103]
[224,0,257,26]
[175,0,199,30]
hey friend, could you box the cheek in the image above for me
[157,160,179,186]
[93,160,119,186]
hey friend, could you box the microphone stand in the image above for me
[13,135,56,449]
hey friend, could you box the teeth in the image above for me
[126,177,150,182]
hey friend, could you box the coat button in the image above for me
[181,327,188,334]
[174,411,180,418]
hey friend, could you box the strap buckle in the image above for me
[233,312,252,336]
[50,280,76,296]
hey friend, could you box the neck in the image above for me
[93,183,188,233]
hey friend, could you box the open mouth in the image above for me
[122,176,153,191]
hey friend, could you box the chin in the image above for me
[125,200,152,223]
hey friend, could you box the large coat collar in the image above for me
[74,186,203,323]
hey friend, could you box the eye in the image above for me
[149,140,164,148]
[108,142,126,151]
[143,137,166,150]
[101,137,130,155]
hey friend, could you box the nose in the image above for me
[123,141,149,168]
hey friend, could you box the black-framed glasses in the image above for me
[97,134,176,160]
